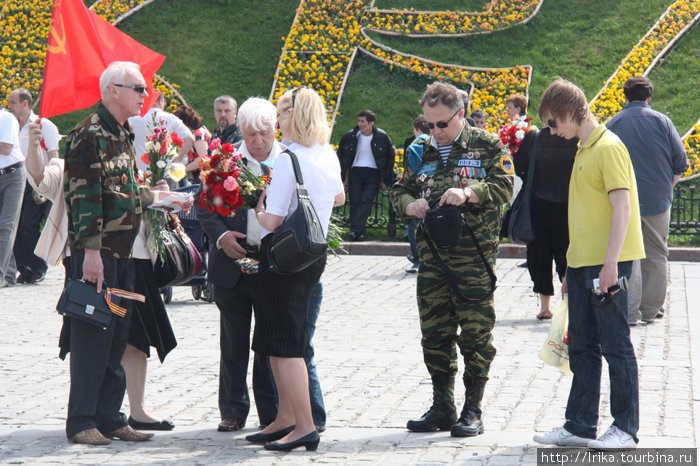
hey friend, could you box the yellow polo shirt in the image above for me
[567,125,645,268]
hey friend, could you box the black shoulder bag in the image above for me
[267,150,328,275]
[507,131,539,245]
[422,203,497,303]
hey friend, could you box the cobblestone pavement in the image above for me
[0,256,697,465]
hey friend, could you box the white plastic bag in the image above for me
[538,295,571,374]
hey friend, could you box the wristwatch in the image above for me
[463,187,472,201]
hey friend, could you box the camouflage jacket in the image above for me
[64,103,154,258]
[390,124,514,258]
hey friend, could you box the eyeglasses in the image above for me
[113,83,148,95]
[426,109,460,130]
[546,119,557,130]
[291,86,311,109]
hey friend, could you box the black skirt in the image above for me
[128,258,177,362]
[252,234,326,358]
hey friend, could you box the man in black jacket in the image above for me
[337,110,395,241]
[210,95,243,147]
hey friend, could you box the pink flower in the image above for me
[223,176,238,192]
[209,138,221,152]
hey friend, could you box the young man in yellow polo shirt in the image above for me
[532,79,645,451]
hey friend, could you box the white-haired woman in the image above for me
[246,87,344,452]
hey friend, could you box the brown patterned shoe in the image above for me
[68,428,111,445]
[105,425,154,441]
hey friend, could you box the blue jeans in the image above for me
[306,281,326,427]
[265,281,326,427]
[563,262,638,442]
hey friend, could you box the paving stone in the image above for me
[0,257,697,464]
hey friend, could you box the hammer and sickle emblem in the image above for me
[47,13,67,55]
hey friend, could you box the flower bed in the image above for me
[588,0,700,176]
[0,0,182,111]
[363,0,543,37]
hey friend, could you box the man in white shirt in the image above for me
[195,97,281,432]
[0,106,26,287]
[6,88,60,284]
[128,92,194,172]
[337,110,395,241]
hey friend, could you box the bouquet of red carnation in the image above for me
[198,138,245,217]
[499,117,536,157]
[139,118,185,186]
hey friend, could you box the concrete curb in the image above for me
[337,242,700,261]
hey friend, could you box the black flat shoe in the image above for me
[245,425,294,444]
[128,416,175,431]
[264,430,320,452]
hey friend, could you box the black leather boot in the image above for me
[451,377,486,437]
[406,375,458,432]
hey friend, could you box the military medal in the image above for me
[121,173,128,184]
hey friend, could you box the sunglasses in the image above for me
[291,86,310,109]
[113,83,148,95]
[427,109,460,130]
[546,119,557,130]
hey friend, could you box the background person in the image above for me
[606,76,688,326]
[173,105,211,183]
[211,95,243,146]
[6,88,60,285]
[0,106,25,288]
[513,126,578,319]
[337,109,395,241]
[249,87,344,452]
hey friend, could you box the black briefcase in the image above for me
[56,279,144,330]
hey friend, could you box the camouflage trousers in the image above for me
[416,251,497,380]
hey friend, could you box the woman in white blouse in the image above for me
[248,87,344,452]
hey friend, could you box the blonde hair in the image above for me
[538,78,590,125]
[278,87,329,147]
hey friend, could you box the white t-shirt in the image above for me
[129,107,193,171]
[262,142,343,239]
[352,132,377,169]
[19,112,60,163]
[240,140,283,247]
[0,109,24,168]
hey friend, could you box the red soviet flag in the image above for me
[39,0,166,118]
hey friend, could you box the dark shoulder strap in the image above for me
[284,150,305,186]
[523,130,540,193]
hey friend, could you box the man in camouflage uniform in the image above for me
[390,82,513,437]
[63,61,155,445]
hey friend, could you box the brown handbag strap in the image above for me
[105,288,146,318]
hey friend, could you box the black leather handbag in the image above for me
[267,150,327,275]
[56,279,145,330]
[507,131,540,245]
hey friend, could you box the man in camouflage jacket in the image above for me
[62,62,155,445]
[391,82,513,438]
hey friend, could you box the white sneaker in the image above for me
[588,425,637,450]
[533,427,590,446]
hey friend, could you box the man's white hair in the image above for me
[100,61,142,99]
[238,97,276,133]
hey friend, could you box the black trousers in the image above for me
[65,250,134,438]
[348,166,380,235]
[13,182,47,276]
[526,197,569,296]
[214,273,277,425]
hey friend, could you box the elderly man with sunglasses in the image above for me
[62,61,156,445]
[390,81,513,438]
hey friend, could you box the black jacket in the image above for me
[211,123,242,149]
[338,126,395,186]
